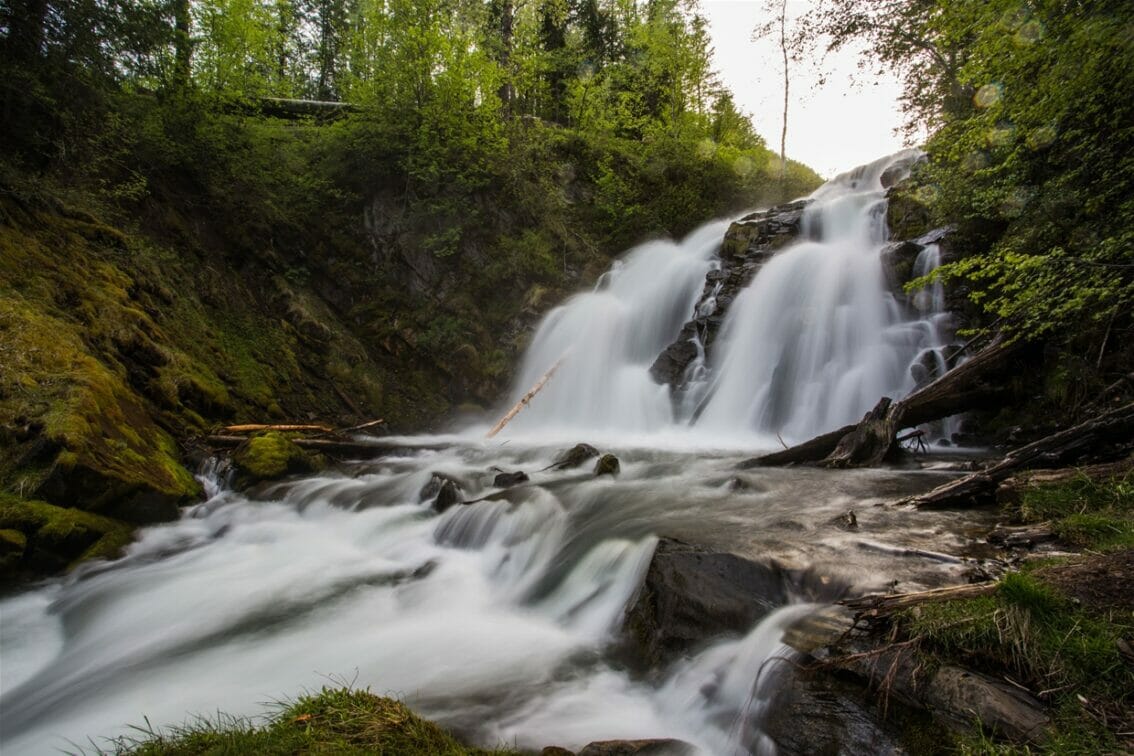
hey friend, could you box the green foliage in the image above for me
[111,687,521,755]
[904,568,1133,752]
[815,0,1134,353]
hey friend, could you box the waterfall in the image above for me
[0,151,971,756]
[501,220,729,436]
[501,149,953,446]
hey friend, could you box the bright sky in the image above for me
[702,0,913,179]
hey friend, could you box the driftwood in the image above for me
[222,97,360,120]
[205,434,447,457]
[839,581,998,618]
[744,340,1028,467]
[223,423,335,433]
[899,402,1134,509]
[995,455,1134,505]
[987,523,1057,549]
[486,359,563,439]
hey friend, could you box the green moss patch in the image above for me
[233,432,324,486]
[113,687,521,755]
[0,492,134,578]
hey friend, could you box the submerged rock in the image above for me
[594,454,620,476]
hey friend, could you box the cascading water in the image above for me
[501,149,952,446]
[502,220,729,436]
[0,151,975,756]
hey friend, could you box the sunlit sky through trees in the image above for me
[703,0,913,179]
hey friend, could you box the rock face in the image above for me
[761,671,911,756]
[649,201,808,391]
[621,538,849,668]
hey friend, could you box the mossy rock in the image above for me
[233,432,325,487]
[594,454,621,476]
[0,527,28,572]
[0,493,134,580]
[886,183,933,241]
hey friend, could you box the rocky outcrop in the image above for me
[649,201,809,391]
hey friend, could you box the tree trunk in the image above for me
[173,0,192,88]
[741,340,1028,468]
[901,403,1134,509]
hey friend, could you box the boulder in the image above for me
[553,443,601,470]
[232,432,325,489]
[621,538,849,668]
[594,454,620,476]
[577,740,694,756]
[762,670,914,756]
[433,480,464,513]
[493,470,529,487]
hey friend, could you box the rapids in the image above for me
[1,151,978,754]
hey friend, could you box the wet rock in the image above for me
[879,239,923,299]
[433,480,464,513]
[594,454,620,476]
[651,200,810,393]
[553,443,600,470]
[577,740,694,756]
[763,670,912,756]
[493,470,529,487]
[622,538,849,668]
[827,510,859,531]
[418,472,456,502]
[647,336,698,387]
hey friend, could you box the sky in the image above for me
[701,0,913,179]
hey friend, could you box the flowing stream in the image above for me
[1,152,981,755]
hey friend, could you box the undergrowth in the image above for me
[1015,470,1134,551]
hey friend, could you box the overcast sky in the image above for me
[701,0,914,179]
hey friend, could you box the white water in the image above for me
[0,445,982,755]
[0,152,971,754]
[502,149,952,447]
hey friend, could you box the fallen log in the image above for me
[223,423,335,434]
[205,434,448,457]
[995,455,1134,505]
[486,358,563,439]
[899,402,1134,509]
[839,581,998,618]
[742,340,1030,468]
[986,522,1056,549]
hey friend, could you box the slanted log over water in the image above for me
[901,403,1134,509]
[741,340,1029,468]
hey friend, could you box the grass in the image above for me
[894,472,1134,752]
[102,688,524,756]
[1015,470,1134,551]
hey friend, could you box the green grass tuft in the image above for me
[104,687,523,755]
